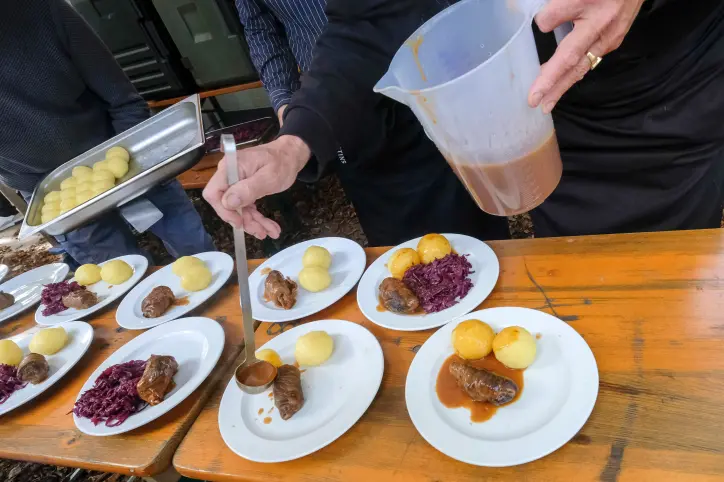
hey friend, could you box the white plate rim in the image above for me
[72,316,225,436]
[115,251,233,330]
[357,234,499,331]
[0,321,94,416]
[405,307,599,467]
[249,238,366,323]
[0,263,70,324]
[218,319,384,462]
[35,255,149,325]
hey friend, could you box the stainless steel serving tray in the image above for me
[19,94,205,239]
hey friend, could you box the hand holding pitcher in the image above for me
[528,0,647,113]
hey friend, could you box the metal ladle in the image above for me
[220,134,277,395]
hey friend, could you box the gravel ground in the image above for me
[137,174,533,264]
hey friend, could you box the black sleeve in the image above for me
[51,0,150,134]
[278,0,431,180]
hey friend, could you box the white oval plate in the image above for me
[73,317,225,436]
[116,252,233,330]
[249,238,366,323]
[36,255,148,326]
[0,263,69,325]
[406,307,599,467]
[0,264,8,284]
[0,321,93,416]
[357,234,499,331]
[219,319,383,463]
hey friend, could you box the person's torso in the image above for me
[0,5,115,191]
[260,0,328,72]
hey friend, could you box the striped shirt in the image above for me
[235,0,327,112]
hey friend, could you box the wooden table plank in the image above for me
[177,152,223,190]
[147,82,263,109]
[173,229,724,481]
[0,264,256,477]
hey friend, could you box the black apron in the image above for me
[532,0,724,236]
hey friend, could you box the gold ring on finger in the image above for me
[586,52,603,70]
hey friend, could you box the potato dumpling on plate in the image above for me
[106,157,129,179]
[60,177,77,190]
[44,191,61,204]
[298,266,331,292]
[452,319,495,360]
[388,247,421,279]
[295,331,334,366]
[100,259,133,285]
[493,326,537,369]
[171,256,205,277]
[106,146,130,162]
[256,348,283,368]
[180,265,212,292]
[75,263,101,286]
[302,245,332,269]
[417,233,452,264]
[72,166,93,181]
[0,339,23,366]
[29,327,67,355]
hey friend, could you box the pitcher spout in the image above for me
[373,72,410,107]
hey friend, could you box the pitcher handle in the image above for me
[515,0,573,44]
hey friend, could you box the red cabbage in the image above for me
[0,364,27,404]
[402,253,474,313]
[72,360,147,427]
[41,281,84,316]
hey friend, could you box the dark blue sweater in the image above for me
[0,0,149,192]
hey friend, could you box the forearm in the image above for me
[279,0,427,177]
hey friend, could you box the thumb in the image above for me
[222,176,265,211]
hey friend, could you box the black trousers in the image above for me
[532,2,724,237]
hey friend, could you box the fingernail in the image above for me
[531,92,543,107]
[543,102,556,114]
[226,194,241,209]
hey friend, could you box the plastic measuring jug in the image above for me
[374,0,570,216]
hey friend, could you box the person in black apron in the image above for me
[530,0,724,236]
[206,0,724,239]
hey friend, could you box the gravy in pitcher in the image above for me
[447,133,562,216]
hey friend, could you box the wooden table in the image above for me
[147,82,263,109]
[174,229,724,481]
[0,269,248,478]
[177,152,223,190]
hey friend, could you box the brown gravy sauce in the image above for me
[263,417,272,424]
[257,408,264,415]
[236,361,277,387]
[172,296,190,307]
[377,295,424,315]
[406,35,427,82]
[436,354,524,423]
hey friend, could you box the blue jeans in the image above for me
[28,181,215,265]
